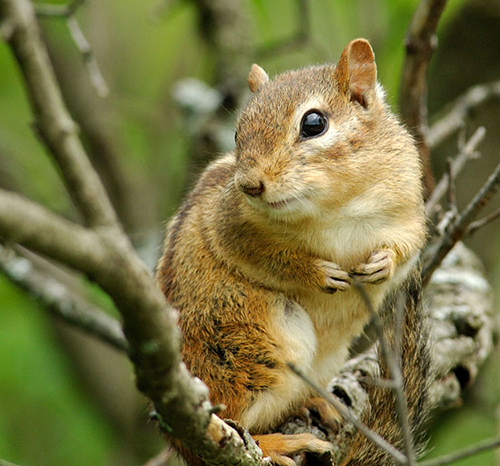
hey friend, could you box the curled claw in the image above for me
[317,260,351,293]
[351,249,395,284]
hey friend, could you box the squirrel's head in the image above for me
[233,39,417,222]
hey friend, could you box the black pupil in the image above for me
[300,111,327,138]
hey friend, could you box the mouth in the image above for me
[266,197,298,210]
[245,192,314,217]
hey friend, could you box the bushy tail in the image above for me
[341,272,431,465]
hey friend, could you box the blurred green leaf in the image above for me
[0,279,116,466]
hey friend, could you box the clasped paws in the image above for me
[350,248,395,284]
[315,249,395,294]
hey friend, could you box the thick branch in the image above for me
[0,188,108,274]
[399,0,448,196]
[0,0,115,227]
[0,1,265,463]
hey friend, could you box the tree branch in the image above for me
[0,459,22,466]
[192,0,254,102]
[355,285,418,465]
[0,188,108,274]
[34,0,85,17]
[419,437,500,466]
[422,160,500,284]
[428,80,500,149]
[36,0,109,97]
[0,243,128,352]
[66,14,109,98]
[464,208,500,238]
[399,0,448,197]
[288,363,407,464]
[0,1,266,463]
[278,244,494,465]
[0,0,115,227]
[425,126,485,216]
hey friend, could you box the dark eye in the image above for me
[300,110,328,139]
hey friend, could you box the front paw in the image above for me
[255,433,333,466]
[303,396,341,431]
[316,260,351,294]
[351,249,395,284]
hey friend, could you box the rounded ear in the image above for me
[334,38,377,107]
[248,64,269,93]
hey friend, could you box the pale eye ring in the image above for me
[300,110,328,139]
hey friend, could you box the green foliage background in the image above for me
[0,0,498,465]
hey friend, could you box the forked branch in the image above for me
[0,1,264,464]
[422,160,500,284]
[428,80,500,149]
[36,0,109,97]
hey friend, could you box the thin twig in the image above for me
[257,0,310,58]
[1,0,116,227]
[0,243,128,352]
[66,16,109,97]
[422,160,500,285]
[428,80,500,149]
[445,158,456,211]
[433,158,459,235]
[36,0,109,97]
[435,209,456,237]
[355,284,393,377]
[464,208,500,238]
[425,126,486,216]
[288,363,408,465]
[355,283,417,465]
[418,436,500,466]
[399,0,448,196]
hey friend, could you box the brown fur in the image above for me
[340,273,430,465]
[155,39,426,464]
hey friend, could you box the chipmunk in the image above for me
[156,38,426,465]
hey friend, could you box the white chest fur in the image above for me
[240,298,316,432]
